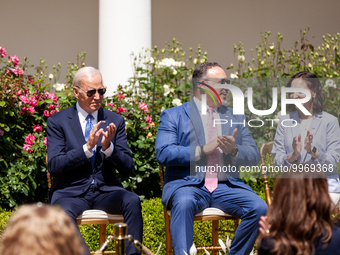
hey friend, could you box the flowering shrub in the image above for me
[0,48,79,208]
[0,49,57,207]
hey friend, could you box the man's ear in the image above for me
[73,87,79,99]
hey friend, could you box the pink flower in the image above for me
[19,95,30,104]
[26,107,35,115]
[48,104,56,110]
[50,110,55,116]
[44,137,47,146]
[117,94,125,100]
[29,95,38,107]
[0,46,6,58]
[25,133,36,145]
[116,106,127,114]
[23,144,33,153]
[146,114,152,123]
[0,129,4,136]
[8,67,24,76]
[33,124,43,133]
[27,77,34,83]
[22,106,27,111]
[44,110,50,117]
[106,102,114,107]
[48,93,58,101]
[139,102,149,113]
[8,55,20,66]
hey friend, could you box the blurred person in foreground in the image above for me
[272,71,340,207]
[258,171,340,255]
[156,62,267,255]
[0,203,86,255]
[47,67,142,255]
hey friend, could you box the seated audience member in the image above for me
[272,71,340,207]
[0,203,86,255]
[47,67,142,255]
[258,171,340,255]
[156,62,267,255]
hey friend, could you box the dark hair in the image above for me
[286,71,324,113]
[192,62,221,91]
[258,170,333,255]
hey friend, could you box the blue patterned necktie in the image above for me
[85,114,95,169]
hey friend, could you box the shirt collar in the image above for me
[76,102,98,122]
[193,96,218,114]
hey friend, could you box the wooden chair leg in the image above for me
[212,220,219,255]
[99,224,107,246]
[164,207,172,255]
[234,219,239,232]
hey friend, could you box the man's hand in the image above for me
[202,138,219,155]
[217,128,237,154]
[86,121,103,151]
[101,123,116,150]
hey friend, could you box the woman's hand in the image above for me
[259,215,271,235]
[288,134,301,163]
[304,130,313,153]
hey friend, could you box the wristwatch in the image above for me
[307,146,317,155]
[230,146,238,157]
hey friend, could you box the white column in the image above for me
[99,0,151,96]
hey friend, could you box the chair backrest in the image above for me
[159,165,164,189]
[259,141,274,206]
[46,155,53,191]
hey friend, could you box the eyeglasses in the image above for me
[76,87,106,97]
[203,78,231,84]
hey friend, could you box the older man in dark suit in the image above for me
[47,67,142,255]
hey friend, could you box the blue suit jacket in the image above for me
[272,110,340,179]
[155,100,260,208]
[47,104,134,204]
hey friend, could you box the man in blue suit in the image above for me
[156,62,267,255]
[47,67,142,255]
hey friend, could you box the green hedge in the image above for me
[0,198,261,254]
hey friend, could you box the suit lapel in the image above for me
[189,100,205,146]
[302,112,323,162]
[68,104,86,146]
[309,112,322,136]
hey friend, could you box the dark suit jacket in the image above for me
[47,104,134,204]
[155,100,260,208]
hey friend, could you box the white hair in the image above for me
[72,66,103,88]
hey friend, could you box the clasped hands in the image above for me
[86,121,116,151]
[201,128,237,156]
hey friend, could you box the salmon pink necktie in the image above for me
[204,108,219,193]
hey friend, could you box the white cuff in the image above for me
[101,142,114,157]
[83,144,93,158]
[195,146,201,161]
